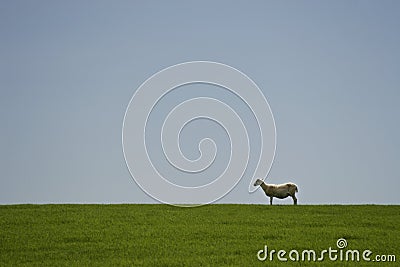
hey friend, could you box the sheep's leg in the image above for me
[270,197,273,205]
[292,195,297,205]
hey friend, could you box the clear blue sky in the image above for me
[1,1,399,204]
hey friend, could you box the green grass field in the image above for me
[0,204,398,266]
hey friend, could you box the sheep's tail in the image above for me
[288,183,298,192]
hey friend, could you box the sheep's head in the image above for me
[253,179,263,186]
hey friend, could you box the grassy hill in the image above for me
[0,204,398,266]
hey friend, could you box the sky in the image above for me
[1,0,399,205]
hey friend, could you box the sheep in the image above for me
[254,179,298,205]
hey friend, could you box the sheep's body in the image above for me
[254,179,298,205]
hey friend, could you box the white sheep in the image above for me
[254,179,298,205]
